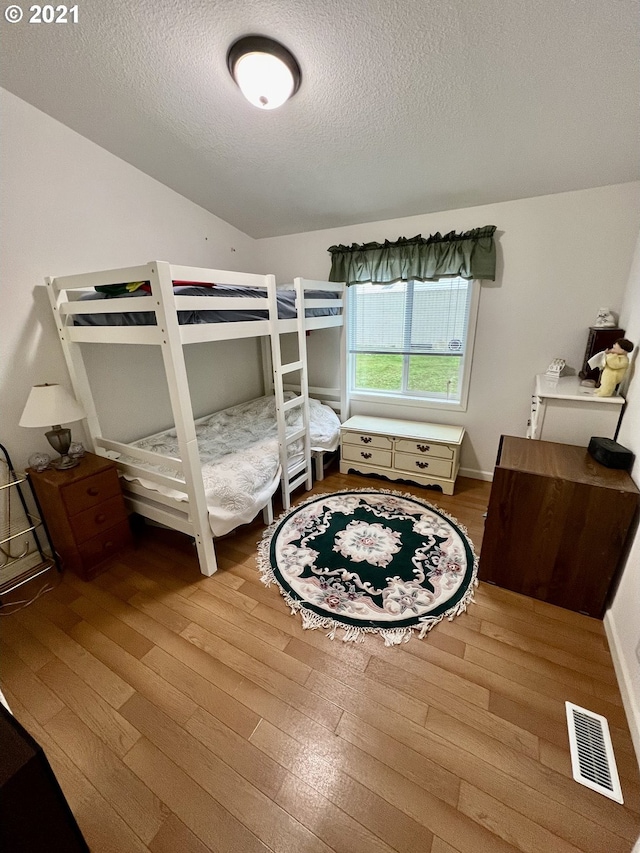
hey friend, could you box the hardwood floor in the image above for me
[1,468,639,852]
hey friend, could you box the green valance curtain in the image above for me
[328,225,497,285]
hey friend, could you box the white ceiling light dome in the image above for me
[227,36,301,110]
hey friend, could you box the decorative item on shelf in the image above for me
[594,308,617,328]
[19,383,86,470]
[595,339,634,397]
[579,324,625,384]
[68,441,85,460]
[544,358,567,379]
[27,452,51,472]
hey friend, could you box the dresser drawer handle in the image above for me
[416,461,430,469]
[360,436,372,444]
[417,444,431,453]
[95,513,106,524]
[361,452,372,459]
[87,487,100,497]
[103,540,114,550]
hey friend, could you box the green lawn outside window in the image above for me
[354,353,461,396]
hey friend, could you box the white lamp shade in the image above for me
[19,384,85,428]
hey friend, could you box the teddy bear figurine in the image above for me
[595,338,634,397]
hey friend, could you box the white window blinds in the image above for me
[348,278,471,356]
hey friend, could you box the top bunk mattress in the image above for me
[73,284,341,326]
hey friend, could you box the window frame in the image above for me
[346,278,480,413]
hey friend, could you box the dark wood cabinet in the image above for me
[478,436,639,617]
[579,326,625,382]
[0,704,89,851]
[28,453,133,580]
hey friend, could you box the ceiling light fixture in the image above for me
[227,36,301,110]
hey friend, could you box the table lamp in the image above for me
[19,383,86,469]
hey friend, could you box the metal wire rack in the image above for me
[0,442,59,597]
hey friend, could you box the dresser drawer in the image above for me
[77,520,132,574]
[61,468,121,515]
[342,444,392,468]
[69,495,128,544]
[342,431,392,451]
[395,439,454,460]
[394,453,452,479]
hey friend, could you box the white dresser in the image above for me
[339,415,465,495]
[528,374,624,445]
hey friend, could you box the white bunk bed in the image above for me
[46,261,346,576]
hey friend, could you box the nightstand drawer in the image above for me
[394,453,452,478]
[342,444,392,468]
[395,439,454,460]
[77,520,132,575]
[342,432,392,451]
[69,495,128,544]
[61,468,121,515]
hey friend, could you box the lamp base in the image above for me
[51,454,80,470]
[45,426,79,470]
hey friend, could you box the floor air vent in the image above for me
[565,702,623,803]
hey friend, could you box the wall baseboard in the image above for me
[459,467,493,482]
[603,611,640,769]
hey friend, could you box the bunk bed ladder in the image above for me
[268,277,313,511]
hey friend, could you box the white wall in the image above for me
[1,90,264,469]
[259,184,640,477]
[605,228,640,763]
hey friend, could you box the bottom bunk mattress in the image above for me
[113,394,340,537]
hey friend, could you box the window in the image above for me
[347,277,479,409]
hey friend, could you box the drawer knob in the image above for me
[360,436,372,444]
[416,461,430,469]
[417,444,431,453]
[95,513,106,524]
[361,452,372,459]
[87,487,100,496]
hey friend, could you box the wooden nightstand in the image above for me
[27,453,133,580]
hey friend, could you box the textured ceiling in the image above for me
[2,0,639,238]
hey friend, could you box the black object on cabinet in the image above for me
[579,327,625,382]
[0,703,89,852]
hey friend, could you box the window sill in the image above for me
[349,391,468,413]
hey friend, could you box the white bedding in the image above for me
[116,394,340,537]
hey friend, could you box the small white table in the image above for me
[528,375,624,445]
[340,415,465,495]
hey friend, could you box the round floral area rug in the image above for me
[257,489,478,645]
